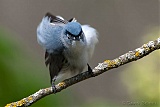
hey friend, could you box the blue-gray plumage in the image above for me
[37,13,98,91]
[65,22,82,36]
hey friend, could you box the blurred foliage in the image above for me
[0,28,74,107]
[121,27,160,107]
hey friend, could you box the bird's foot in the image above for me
[51,82,56,94]
[87,63,94,77]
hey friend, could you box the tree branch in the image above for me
[5,37,160,107]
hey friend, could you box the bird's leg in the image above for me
[87,63,94,77]
[51,78,56,94]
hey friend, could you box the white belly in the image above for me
[57,41,88,80]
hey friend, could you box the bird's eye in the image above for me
[67,34,71,39]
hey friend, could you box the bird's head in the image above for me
[64,22,84,41]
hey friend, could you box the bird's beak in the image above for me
[74,36,80,41]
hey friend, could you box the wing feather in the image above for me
[45,12,68,24]
[37,13,65,53]
[45,51,65,83]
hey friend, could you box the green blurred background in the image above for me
[0,0,159,107]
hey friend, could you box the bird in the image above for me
[37,12,98,92]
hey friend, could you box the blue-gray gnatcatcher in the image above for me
[37,13,98,91]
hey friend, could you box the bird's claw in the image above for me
[51,82,56,94]
[87,63,94,77]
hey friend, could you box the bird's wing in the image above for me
[82,25,98,59]
[68,17,77,22]
[37,13,68,82]
[45,12,77,23]
[37,13,66,53]
[45,51,65,83]
[45,12,68,24]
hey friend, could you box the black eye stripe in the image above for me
[66,30,74,37]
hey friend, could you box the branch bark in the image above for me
[5,37,160,107]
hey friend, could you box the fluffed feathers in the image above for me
[82,25,98,59]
